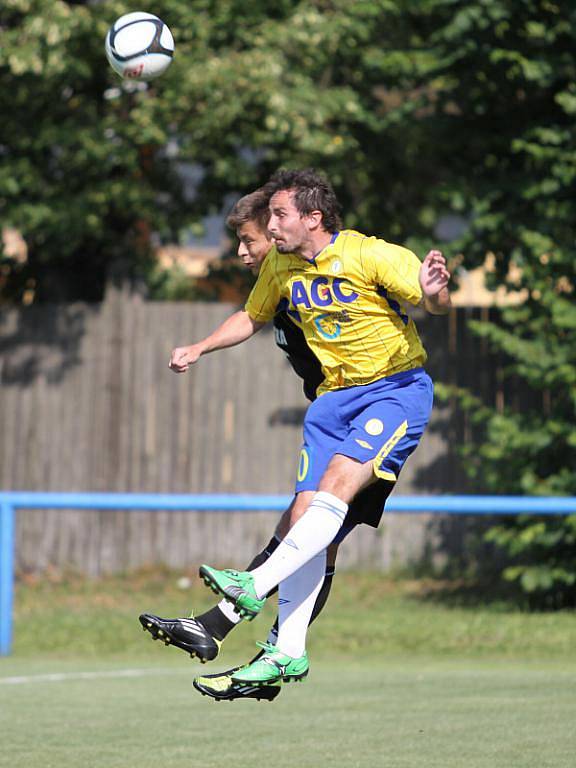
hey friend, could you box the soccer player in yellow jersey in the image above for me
[171,169,451,688]
[144,190,395,701]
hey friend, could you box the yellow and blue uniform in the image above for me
[246,229,426,395]
[245,230,433,502]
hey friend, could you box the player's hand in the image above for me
[169,344,203,373]
[419,250,450,297]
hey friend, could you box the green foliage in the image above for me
[404,0,576,604]
[0,0,455,301]
[0,0,189,301]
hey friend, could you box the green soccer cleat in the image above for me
[231,642,309,686]
[193,666,281,702]
[199,565,266,620]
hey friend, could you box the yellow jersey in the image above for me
[245,230,426,395]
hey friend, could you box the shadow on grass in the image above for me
[407,577,526,612]
[408,575,576,613]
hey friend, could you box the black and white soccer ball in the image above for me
[105,12,174,81]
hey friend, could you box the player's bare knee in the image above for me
[288,490,315,528]
[319,455,375,504]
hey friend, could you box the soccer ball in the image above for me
[105,12,174,81]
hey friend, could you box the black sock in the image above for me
[194,604,237,641]
[196,535,281,640]
[246,535,280,598]
[309,566,335,625]
[245,535,280,570]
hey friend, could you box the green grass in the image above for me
[3,571,576,768]
[12,569,576,659]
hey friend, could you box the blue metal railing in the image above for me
[1,491,575,656]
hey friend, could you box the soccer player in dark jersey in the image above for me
[171,169,450,688]
[140,189,394,701]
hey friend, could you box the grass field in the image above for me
[2,571,576,768]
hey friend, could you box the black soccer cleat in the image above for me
[193,667,281,702]
[139,613,221,663]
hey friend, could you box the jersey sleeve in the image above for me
[364,239,423,306]
[244,249,282,323]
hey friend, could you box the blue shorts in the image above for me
[295,368,433,494]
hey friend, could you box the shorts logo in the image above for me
[365,418,384,436]
[355,438,374,449]
[297,448,310,482]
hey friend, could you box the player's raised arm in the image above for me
[419,249,451,315]
[169,310,264,373]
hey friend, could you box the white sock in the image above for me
[251,491,348,598]
[275,550,326,658]
[218,598,243,624]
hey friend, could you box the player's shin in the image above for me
[275,549,326,658]
[250,491,348,598]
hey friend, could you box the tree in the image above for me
[390,0,576,603]
[0,0,193,302]
[0,0,440,302]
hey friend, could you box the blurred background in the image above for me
[1,0,575,605]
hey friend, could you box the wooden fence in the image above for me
[0,289,514,575]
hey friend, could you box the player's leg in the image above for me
[194,537,347,699]
[198,392,348,618]
[230,528,358,686]
[197,485,389,696]
[247,501,341,641]
[246,369,435,603]
[221,371,434,682]
[201,468,370,620]
[140,496,309,662]
[192,493,325,700]
[247,483,392,646]
[266,371,435,666]
[227,483,374,685]
[263,495,345,639]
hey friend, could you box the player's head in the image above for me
[226,188,272,274]
[264,168,342,254]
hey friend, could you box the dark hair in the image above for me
[225,188,270,231]
[264,168,342,232]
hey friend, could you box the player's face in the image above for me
[268,190,309,254]
[236,220,272,274]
